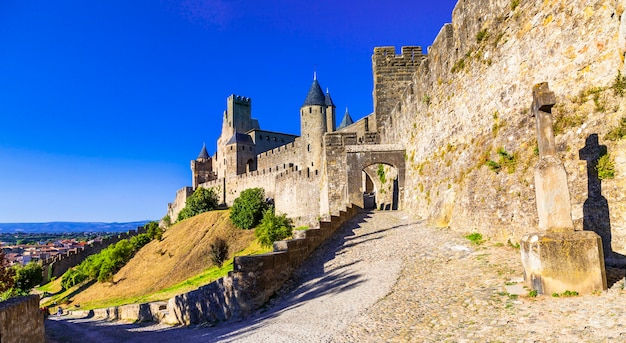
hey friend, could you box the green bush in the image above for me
[60,232,155,289]
[230,188,267,229]
[177,187,219,222]
[255,207,293,248]
[209,237,229,268]
[145,221,163,241]
[13,262,43,293]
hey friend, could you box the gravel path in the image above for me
[46,210,626,342]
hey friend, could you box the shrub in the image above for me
[596,153,615,180]
[209,238,229,268]
[13,262,43,293]
[177,187,219,222]
[145,221,163,241]
[255,207,293,248]
[230,188,267,229]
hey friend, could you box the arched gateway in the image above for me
[345,147,405,210]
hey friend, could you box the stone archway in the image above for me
[363,163,399,210]
[345,148,405,210]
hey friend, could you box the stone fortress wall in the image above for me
[378,0,626,263]
[40,226,147,284]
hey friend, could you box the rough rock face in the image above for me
[380,0,626,263]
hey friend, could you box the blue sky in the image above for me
[0,0,457,222]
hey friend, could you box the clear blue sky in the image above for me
[0,0,457,222]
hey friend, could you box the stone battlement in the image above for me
[229,94,251,105]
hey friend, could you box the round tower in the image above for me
[300,74,328,170]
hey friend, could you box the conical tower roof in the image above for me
[302,74,326,107]
[325,88,335,107]
[197,143,209,159]
[337,107,354,129]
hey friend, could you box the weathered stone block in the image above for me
[521,231,607,295]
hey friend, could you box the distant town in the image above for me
[1,232,112,266]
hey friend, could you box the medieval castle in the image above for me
[166,47,425,225]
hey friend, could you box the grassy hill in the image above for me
[40,210,270,310]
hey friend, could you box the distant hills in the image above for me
[0,221,151,234]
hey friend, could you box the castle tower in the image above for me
[300,74,328,170]
[325,88,336,132]
[217,95,260,178]
[191,143,216,189]
[223,131,257,178]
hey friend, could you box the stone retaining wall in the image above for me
[0,295,44,343]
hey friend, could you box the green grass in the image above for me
[605,116,626,141]
[465,232,484,245]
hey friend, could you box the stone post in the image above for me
[520,82,606,295]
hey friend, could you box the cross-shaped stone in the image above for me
[532,82,557,157]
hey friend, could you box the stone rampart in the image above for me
[0,295,44,343]
[41,226,148,283]
[380,0,626,260]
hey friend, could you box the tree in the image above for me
[0,251,15,293]
[209,237,229,268]
[254,207,293,248]
[13,262,43,293]
[177,187,219,222]
[230,188,267,229]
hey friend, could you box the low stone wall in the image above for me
[0,295,44,343]
[167,204,359,325]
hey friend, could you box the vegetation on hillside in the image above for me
[230,188,267,229]
[60,221,160,289]
[177,187,219,222]
[0,253,43,301]
[254,207,293,248]
[41,210,265,311]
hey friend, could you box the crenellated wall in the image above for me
[379,0,626,264]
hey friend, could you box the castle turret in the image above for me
[337,107,354,130]
[191,143,216,189]
[325,88,336,132]
[300,74,328,170]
